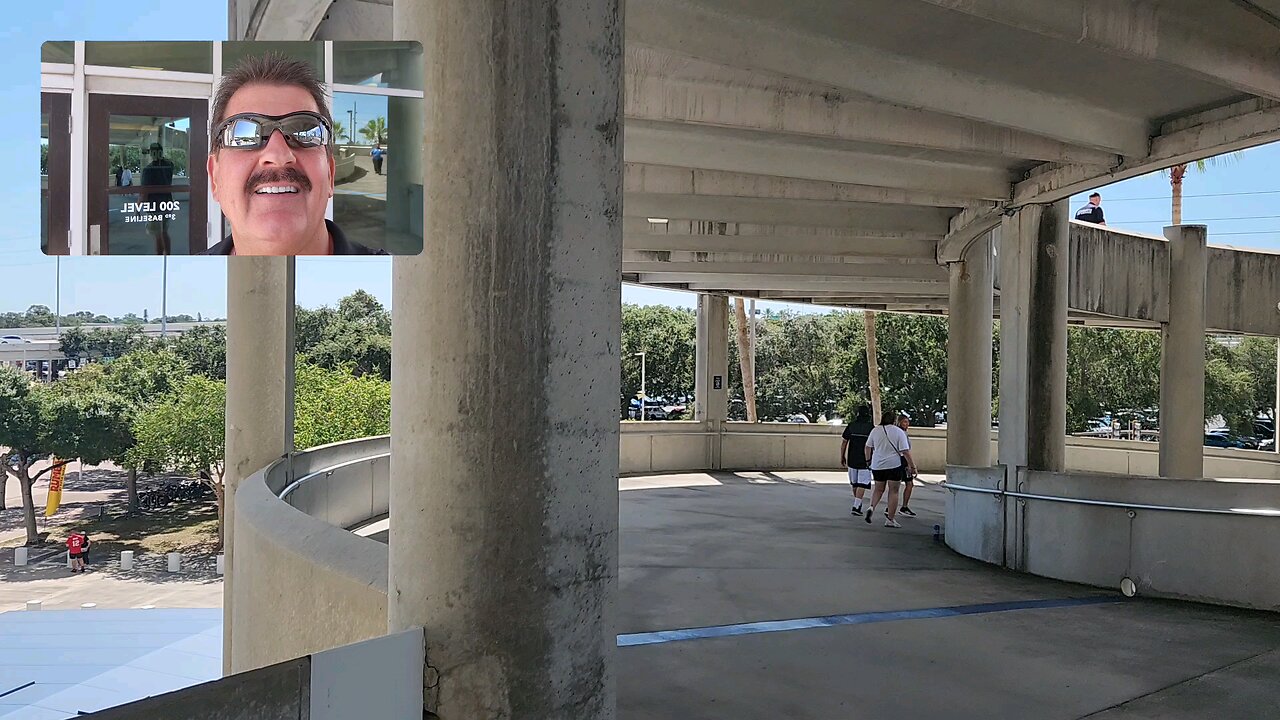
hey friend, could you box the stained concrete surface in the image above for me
[615,472,1280,719]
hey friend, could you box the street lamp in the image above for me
[634,352,646,420]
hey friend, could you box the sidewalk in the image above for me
[0,545,222,612]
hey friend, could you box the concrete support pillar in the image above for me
[695,294,729,469]
[1159,225,1208,478]
[946,230,994,467]
[389,1,622,717]
[224,256,294,674]
[997,200,1069,479]
[695,294,730,424]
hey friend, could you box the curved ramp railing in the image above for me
[230,436,391,673]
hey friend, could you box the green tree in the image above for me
[874,313,949,425]
[166,324,227,379]
[620,304,697,415]
[132,375,228,545]
[1205,338,1255,434]
[0,366,131,543]
[69,348,191,511]
[60,326,149,361]
[296,292,393,380]
[359,116,388,144]
[332,120,349,144]
[24,305,55,327]
[294,363,391,449]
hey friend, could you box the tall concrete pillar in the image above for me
[1159,225,1207,478]
[694,294,730,424]
[946,230,994,467]
[695,294,729,469]
[997,200,1069,477]
[389,1,622,717]
[223,256,294,674]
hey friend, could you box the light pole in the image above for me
[634,352,646,420]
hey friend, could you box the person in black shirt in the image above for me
[1074,192,1106,225]
[201,53,386,256]
[840,405,875,516]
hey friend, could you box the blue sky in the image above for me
[4,0,1278,318]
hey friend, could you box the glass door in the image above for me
[41,93,71,255]
[87,95,208,254]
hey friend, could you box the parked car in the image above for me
[1203,432,1247,449]
[786,414,810,423]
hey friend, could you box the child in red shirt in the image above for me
[66,532,86,573]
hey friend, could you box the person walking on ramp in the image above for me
[864,411,916,528]
[840,406,875,516]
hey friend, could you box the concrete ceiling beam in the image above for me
[642,275,947,292]
[622,217,942,242]
[625,260,950,280]
[624,164,982,209]
[624,232,939,258]
[624,122,1013,200]
[1014,98,1280,205]
[628,0,1151,155]
[623,250,937,265]
[937,206,1004,263]
[625,194,954,234]
[914,0,1280,101]
[625,60,1121,165]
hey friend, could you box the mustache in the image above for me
[245,167,312,195]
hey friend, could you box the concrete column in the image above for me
[389,1,622,718]
[946,230,994,467]
[997,200,1069,478]
[1159,225,1208,478]
[694,294,730,424]
[223,257,294,674]
[695,294,729,469]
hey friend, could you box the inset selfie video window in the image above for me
[40,40,423,256]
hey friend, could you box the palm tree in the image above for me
[359,116,388,145]
[331,120,349,144]
[865,310,881,422]
[733,298,757,421]
[1164,154,1240,224]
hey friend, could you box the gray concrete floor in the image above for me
[617,471,1280,720]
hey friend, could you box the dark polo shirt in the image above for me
[199,219,387,256]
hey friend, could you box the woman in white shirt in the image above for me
[863,411,916,528]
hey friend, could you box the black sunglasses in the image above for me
[213,111,332,150]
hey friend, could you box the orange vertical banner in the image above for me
[44,462,65,517]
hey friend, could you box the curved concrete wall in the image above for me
[620,422,1280,479]
[230,436,391,672]
[945,465,1280,611]
[233,430,1280,667]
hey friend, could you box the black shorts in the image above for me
[871,467,903,483]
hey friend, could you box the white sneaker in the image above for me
[884,518,902,528]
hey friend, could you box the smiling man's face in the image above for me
[208,83,335,254]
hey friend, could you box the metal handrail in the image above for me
[278,452,390,501]
[943,481,1280,518]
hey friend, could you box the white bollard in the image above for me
[167,552,181,573]
[216,554,225,575]
[67,551,73,569]
[80,603,96,609]
[26,600,41,611]
[120,551,134,570]
[14,547,27,566]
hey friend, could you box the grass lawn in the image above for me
[2,502,221,559]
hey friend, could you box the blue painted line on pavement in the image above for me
[617,595,1124,647]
